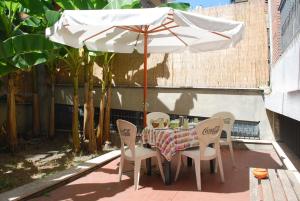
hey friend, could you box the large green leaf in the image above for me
[11,52,48,68]
[4,1,21,14]
[18,0,48,15]
[121,0,141,9]
[0,60,17,77]
[45,10,61,27]
[0,34,61,60]
[160,2,190,11]
[21,16,41,28]
[91,0,108,9]
[0,13,11,39]
[56,0,108,10]
[55,0,78,10]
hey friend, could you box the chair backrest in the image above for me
[116,119,137,158]
[195,118,224,158]
[146,112,170,128]
[212,112,235,140]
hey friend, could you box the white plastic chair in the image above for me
[146,112,170,128]
[116,119,165,190]
[175,118,225,191]
[212,112,236,167]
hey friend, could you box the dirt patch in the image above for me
[0,134,107,193]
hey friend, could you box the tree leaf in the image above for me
[18,0,47,15]
[45,10,61,27]
[0,13,11,39]
[21,16,41,28]
[120,0,141,9]
[55,0,77,10]
[160,2,190,11]
[11,52,48,68]
[0,34,61,60]
[91,0,108,9]
[0,60,17,77]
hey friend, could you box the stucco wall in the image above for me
[54,87,274,140]
[265,32,300,121]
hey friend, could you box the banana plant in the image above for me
[56,0,110,153]
[60,47,83,153]
[0,0,60,151]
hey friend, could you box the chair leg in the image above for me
[214,157,218,173]
[156,151,165,183]
[217,148,225,183]
[194,159,201,191]
[134,159,142,190]
[214,144,218,173]
[174,153,182,182]
[228,142,236,167]
[118,156,124,182]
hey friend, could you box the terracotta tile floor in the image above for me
[31,147,282,201]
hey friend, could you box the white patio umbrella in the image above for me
[46,7,244,126]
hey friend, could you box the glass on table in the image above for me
[169,119,180,129]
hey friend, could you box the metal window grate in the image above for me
[232,121,260,139]
[280,0,300,52]
[110,109,260,139]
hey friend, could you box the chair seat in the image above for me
[220,138,229,144]
[181,147,216,160]
[125,146,156,159]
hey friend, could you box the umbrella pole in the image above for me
[143,31,148,127]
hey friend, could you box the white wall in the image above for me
[265,32,300,121]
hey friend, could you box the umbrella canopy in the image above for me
[46,7,244,125]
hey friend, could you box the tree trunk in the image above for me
[104,86,112,142]
[7,73,17,152]
[72,73,81,153]
[96,93,105,150]
[87,63,97,153]
[48,73,55,138]
[32,67,40,137]
[83,65,89,140]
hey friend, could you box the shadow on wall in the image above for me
[112,53,198,115]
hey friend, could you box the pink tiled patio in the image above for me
[30,146,282,201]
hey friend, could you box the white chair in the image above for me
[212,112,236,167]
[116,119,165,190]
[175,118,225,191]
[146,112,170,128]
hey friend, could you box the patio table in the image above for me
[141,126,214,185]
[142,127,199,161]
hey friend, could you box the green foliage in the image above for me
[0,0,63,77]
[56,0,108,10]
[120,0,141,9]
[45,10,61,27]
[160,2,190,11]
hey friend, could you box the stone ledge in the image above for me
[0,150,121,201]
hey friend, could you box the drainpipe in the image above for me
[268,0,273,87]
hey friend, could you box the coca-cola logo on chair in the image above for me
[202,126,220,135]
[120,129,130,137]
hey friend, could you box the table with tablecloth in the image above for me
[142,127,200,161]
[141,126,215,185]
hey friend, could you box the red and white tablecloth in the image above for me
[142,128,199,161]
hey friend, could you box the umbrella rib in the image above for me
[116,26,143,33]
[148,20,175,32]
[210,31,231,39]
[83,26,116,42]
[163,25,188,46]
[149,25,179,33]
